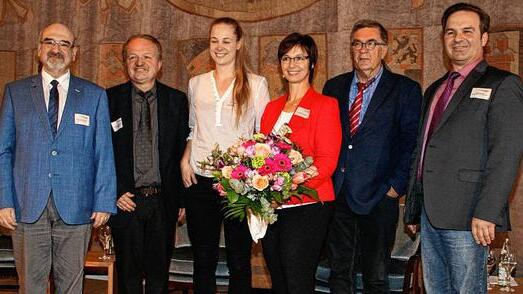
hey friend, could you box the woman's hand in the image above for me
[181,160,197,188]
[304,165,319,179]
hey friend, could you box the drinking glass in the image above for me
[487,248,496,290]
[499,253,517,292]
[97,225,113,261]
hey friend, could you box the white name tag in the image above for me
[111,117,123,132]
[295,107,310,119]
[470,88,492,100]
[74,113,90,126]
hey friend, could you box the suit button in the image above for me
[51,150,57,156]
[340,167,345,173]
[48,173,52,178]
[348,145,353,149]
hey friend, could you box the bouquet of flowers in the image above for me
[199,124,319,241]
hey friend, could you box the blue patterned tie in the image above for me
[48,80,59,136]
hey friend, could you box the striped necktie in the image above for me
[348,77,375,136]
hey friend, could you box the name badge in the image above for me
[470,88,492,100]
[74,113,90,126]
[111,117,123,132]
[295,107,310,119]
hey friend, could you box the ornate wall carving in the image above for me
[166,0,321,22]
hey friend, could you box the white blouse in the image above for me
[271,111,293,135]
[188,71,270,177]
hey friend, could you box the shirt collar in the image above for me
[354,65,384,85]
[41,69,70,92]
[132,83,157,102]
[455,58,483,79]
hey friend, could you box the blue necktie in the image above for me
[48,80,59,136]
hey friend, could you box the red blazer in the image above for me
[260,88,342,204]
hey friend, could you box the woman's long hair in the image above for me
[210,17,251,126]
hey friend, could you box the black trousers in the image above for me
[327,194,399,294]
[185,175,253,294]
[112,194,176,294]
[262,202,334,294]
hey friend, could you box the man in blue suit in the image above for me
[323,20,422,293]
[0,23,116,293]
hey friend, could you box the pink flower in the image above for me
[258,158,276,176]
[213,183,227,197]
[271,176,284,191]
[275,141,292,151]
[231,165,249,179]
[242,140,255,148]
[273,154,292,171]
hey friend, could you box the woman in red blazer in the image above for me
[260,33,342,294]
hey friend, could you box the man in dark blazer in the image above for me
[404,3,523,293]
[107,34,188,293]
[323,19,422,293]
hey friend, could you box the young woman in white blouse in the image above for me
[180,17,270,294]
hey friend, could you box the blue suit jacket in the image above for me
[323,67,422,214]
[0,74,117,224]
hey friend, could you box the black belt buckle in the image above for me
[136,186,161,197]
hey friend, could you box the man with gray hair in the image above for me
[324,19,422,293]
[0,23,116,292]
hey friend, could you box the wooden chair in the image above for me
[402,246,424,293]
[0,229,17,291]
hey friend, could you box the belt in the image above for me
[135,186,161,197]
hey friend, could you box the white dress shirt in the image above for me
[41,69,70,128]
[188,71,270,177]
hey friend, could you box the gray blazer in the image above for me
[405,61,523,231]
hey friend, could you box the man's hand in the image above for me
[471,217,495,246]
[406,224,419,235]
[116,192,136,212]
[177,208,186,225]
[91,212,110,228]
[386,186,399,198]
[0,208,16,230]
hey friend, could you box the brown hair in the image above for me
[442,3,490,35]
[210,17,251,126]
[122,34,163,61]
[277,33,318,84]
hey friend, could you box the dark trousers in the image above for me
[112,195,175,294]
[327,195,399,294]
[185,175,253,294]
[262,202,334,294]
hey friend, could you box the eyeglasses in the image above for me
[281,55,309,64]
[40,38,74,49]
[351,40,386,50]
